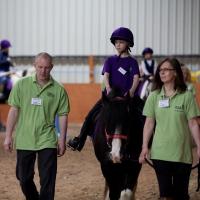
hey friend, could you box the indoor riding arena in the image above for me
[0,83,200,200]
[0,0,200,199]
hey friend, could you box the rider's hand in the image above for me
[7,57,11,62]
[3,136,13,153]
[149,76,154,80]
[106,86,112,95]
[129,89,134,98]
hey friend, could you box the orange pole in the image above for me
[88,55,95,83]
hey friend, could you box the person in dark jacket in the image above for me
[0,39,13,102]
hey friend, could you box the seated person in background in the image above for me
[181,63,196,96]
[138,47,156,100]
[139,47,156,80]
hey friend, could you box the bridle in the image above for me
[105,129,128,140]
[105,128,128,148]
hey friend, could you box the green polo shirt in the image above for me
[8,74,70,150]
[143,88,200,164]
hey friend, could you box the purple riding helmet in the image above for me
[110,27,134,47]
[0,39,11,49]
[142,47,153,56]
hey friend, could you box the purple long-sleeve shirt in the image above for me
[102,55,139,95]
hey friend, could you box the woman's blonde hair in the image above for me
[181,64,192,83]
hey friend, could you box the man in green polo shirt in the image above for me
[3,52,70,200]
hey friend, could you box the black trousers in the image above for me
[152,159,192,200]
[16,148,57,200]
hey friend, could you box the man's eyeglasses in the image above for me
[158,68,175,73]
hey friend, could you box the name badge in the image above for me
[118,67,127,75]
[158,99,169,108]
[31,98,42,106]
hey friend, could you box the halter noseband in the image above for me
[105,129,128,141]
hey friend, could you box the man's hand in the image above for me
[3,136,13,152]
[197,146,200,160]
[4,106,19,153]
[57,139,66,157]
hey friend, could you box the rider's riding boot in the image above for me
[67,122,91,151]
[67,132,87,151]
[67,137,81,151]
[67,99,102,151]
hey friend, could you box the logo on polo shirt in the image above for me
[174,105,184,112]
[47,92,55,98]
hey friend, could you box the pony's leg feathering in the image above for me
[104,189,110,200]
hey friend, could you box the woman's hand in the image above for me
[188,118,200,159]
[3,136,13,153]
[139,147,149,164]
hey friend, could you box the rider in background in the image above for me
[68,27,141,151]
[140,47,156,78]
[0,39,13,102]
[138,47,156,100]
[181,63,196,96]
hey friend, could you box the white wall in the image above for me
[0,0,199,56]
[13,56,199,83]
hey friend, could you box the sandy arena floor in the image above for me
[0,124,200,200]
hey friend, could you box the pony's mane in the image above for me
[100,89,129,135]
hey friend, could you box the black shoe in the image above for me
[67,137,80,151]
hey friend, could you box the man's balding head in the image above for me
[34,52,53,66]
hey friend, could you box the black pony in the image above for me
[92,88,145,200]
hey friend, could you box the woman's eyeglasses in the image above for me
[158,68,175,73]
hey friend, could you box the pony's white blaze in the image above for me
[110,127,122,163]
[110,138,121,163]
[120,189,133,200]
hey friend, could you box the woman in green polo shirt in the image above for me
[139,57,200,200]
